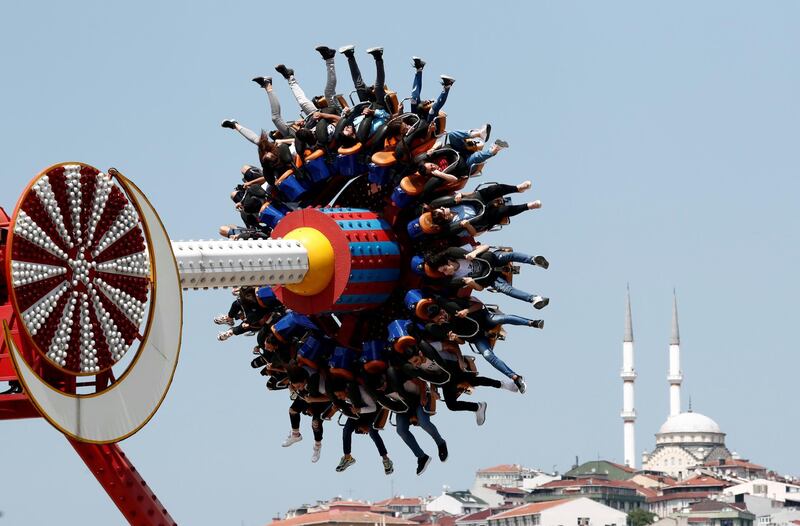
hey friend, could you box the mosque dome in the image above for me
[658,412,722,435]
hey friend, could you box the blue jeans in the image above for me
[446,130,470,151]
[492,276,535,303]
[474,337,516,378]
[494,251,534,265]
[466,149,495,173]
[485,313,533,328]
[396,406,445,458]
[492,251,537,302]
[426,89,449,123]
[411,70,423,113]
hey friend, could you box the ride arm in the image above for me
[313,111,341,123]
[458,220,478,237]
[432,169,458,182]
[466,244,491,259]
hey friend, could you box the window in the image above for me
[578,518,590,526]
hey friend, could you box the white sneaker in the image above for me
[475,402,487,426]
[500,378,519,392]
[338,44,355,55]
[213,314,234,326]
[217,330,233,341]
[479,123,491,142]
[282,432,302,447]
[311,442,322,463]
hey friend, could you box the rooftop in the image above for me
[703,459,766,470]
[485,485,528,495]
[376,497,424,507]
[538,478,642,490]
[564,460,635,481]
[488,500,569,520]
[268,509,416,526]
[478,464,526,474]
[666,475,730,489]
[456,509,498,523]
[445,492,487,505]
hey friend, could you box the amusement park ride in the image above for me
[2,51,544,526]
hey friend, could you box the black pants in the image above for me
[345,54,385,108]
[342,413,387,456]
[475,183,518,203]
[442,373,500,412]
[290,398,326,442]
[476,204,529,231]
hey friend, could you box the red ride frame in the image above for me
[0,206,177,526]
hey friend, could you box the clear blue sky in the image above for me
[2,1,799,525]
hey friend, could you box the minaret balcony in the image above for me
[667,373,683,383]
[620,370,637,380]
[620,410,637,420]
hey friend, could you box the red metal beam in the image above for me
[68,439,177,526]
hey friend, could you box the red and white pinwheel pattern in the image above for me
[9,164,151,375]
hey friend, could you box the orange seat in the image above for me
[411,138,436,157]
[298,356,319,369]
[385,91,400,114]
[399,174,425,195]
[393,335,417,353]
[423,262,444,279]
[435,111,447,135]
[414,298,435,320]
[372,151,397,167]
[363,359,387,374]
[338,143,362,155]
[329,367,355,381]
[417,212,438,235]
[305,149,325,161]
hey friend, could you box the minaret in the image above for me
[668,290,683,416]
[621,285,637,468]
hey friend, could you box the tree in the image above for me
[627,508,657,526]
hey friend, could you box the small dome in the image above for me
[658,412,722,435]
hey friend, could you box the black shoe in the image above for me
[529,320,544,329]
[366,46,384,59]
[221,119,237,129]
[252,76,272,88]
[412,56,426,70]
[315,45,336,60]
[274,64,294,79]
[533,255,549,269]
[438,442,448,462]
[416,454,432,475]
[440,75,455,88]
[513,376,527,394]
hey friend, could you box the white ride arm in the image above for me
[171,238,308,290]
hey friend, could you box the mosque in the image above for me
[620,290,733,480]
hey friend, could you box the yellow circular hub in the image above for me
[283,227,335,296]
